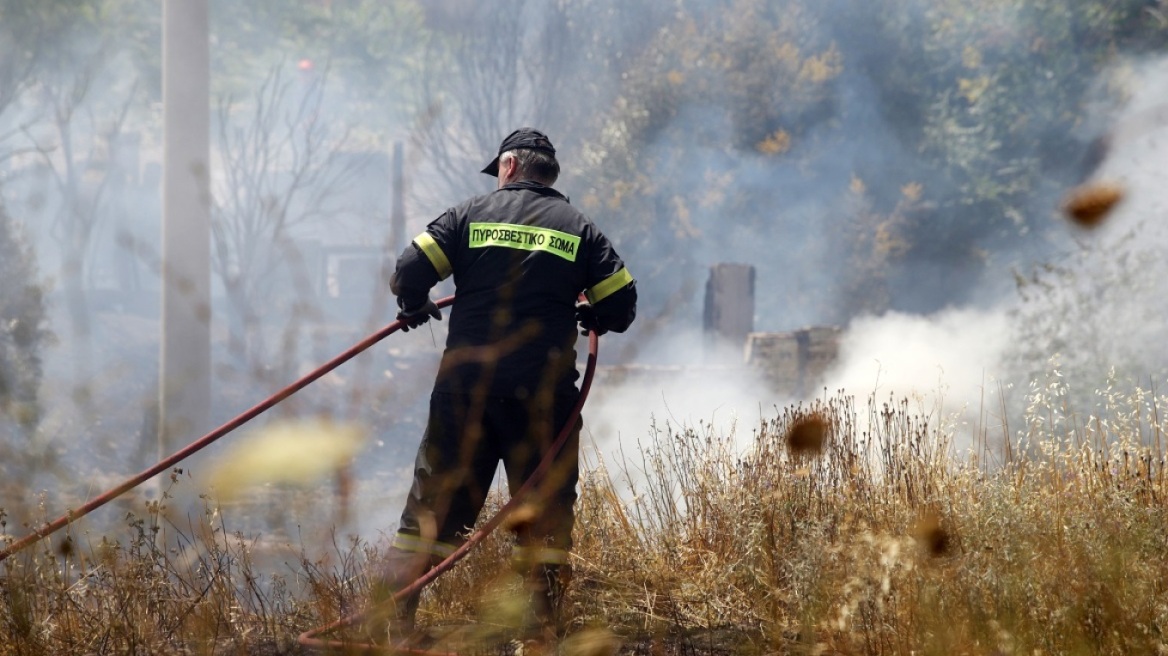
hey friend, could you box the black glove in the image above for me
[396,298,442,332]
[575,302,606,336]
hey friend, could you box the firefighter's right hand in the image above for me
[575,302,606,336]
[396,299,442,332]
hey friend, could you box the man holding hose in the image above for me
[377,128,637,644]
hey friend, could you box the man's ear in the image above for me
[501,154,518,179]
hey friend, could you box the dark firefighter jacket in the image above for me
[392,180,637,399]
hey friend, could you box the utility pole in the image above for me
[389,141,405,256]
[160,0,211,510]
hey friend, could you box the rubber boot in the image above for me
[368,548,432,646]
[526,564,571,642]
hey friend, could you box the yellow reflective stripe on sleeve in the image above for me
[511,545,570,565]
[413,232,453,280]
[392,532,458,558]
[584,267,633,305]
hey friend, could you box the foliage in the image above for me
[211,0,430,138]
[570,0,1165,327]
[0,196,52,512]
[573,0,846,326]
[0,199,47,444]
[899,2,1153,216]
[828,0,1163,312]
[838,177,920,317]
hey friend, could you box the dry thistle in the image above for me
[785,413,829,455]
[1062,182,1125,229]
[206,418,367,499]
[561,628,621,656]
[55,534,73,558]
[913,513,950,557]
[501,503,542,535]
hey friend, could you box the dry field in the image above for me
[2,381,1167,655]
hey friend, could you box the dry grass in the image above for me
[416,383,1168,654]
[4,382,1168,654]
[0,481,360,655]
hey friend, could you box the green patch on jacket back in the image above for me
[469,222,580,262]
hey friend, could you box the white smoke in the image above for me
[812,55,1168,453]
[1086,58,1168,259]
[819,307,1015,450]
[1011,56,1168,388]
[582,326,786,489]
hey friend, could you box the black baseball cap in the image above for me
[481,127,557,176]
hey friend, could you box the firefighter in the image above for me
[374,128,637,643]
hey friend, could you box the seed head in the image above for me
[502,503,542,534]
[913,513,951,557]
[562,628,621,656]
[1063,182,1124,229]
[785,413,829,456]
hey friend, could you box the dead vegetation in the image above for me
[1062,181,1126,229]
[3,382,1168,654]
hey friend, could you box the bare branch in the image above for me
[211,62,364,363]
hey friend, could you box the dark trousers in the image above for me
[377,390,581,637]
[395,390,581,560]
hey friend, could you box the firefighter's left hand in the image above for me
[397,299,442,332]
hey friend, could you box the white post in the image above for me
[160,0,211,512]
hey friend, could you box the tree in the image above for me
[565,0,1166,334]
[404,0,674,208]
[1,0,150,393]
[408,1,578,204]
[211,63,364,371]
[569,0,845,329]
[21,72,140,368]
[822,0,1165,313]
[211,0,430,137]
[0,1,42,133]
[0,198,49,451]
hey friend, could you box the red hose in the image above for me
[0,296,457,563]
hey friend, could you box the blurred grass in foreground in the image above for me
[3,376,1168,654]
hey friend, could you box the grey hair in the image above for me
[503,148,560,186]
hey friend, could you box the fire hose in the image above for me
[0,294,601,653]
